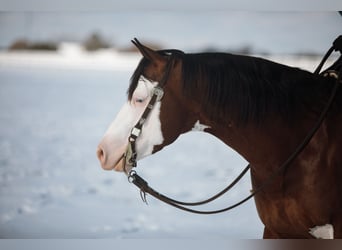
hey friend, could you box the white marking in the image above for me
[98,76,164,171]
[191,120,211,132]
[309,224,334,239]
[136,101,164,159]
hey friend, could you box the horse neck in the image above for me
[200,114,315,173]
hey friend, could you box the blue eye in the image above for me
[135,98,145,103]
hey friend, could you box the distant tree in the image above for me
[29,42,57,51]
[83,33,110,51]
[9,39,57,51]
[9,39,29,50]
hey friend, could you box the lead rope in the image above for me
[127,36,341,214]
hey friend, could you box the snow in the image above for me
[0,49,335,238]
[0,45,140,72]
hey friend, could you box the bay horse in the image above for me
[97,39,342,238]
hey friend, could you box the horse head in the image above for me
[96,39,204,173]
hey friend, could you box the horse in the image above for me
[96,39,342,239]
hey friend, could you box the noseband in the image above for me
[123,36,342,214]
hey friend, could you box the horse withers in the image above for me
[97,39,342,238]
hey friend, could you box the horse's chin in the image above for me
[113,158,125,172]
[113,158,133,175]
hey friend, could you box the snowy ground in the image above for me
[0,49,335,238]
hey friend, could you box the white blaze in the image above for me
[136,101,164,159]
[98,76,164,171]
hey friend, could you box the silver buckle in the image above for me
[131,127,141,138]
[153,86,164,101]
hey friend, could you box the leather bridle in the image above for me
[122,48,178,174]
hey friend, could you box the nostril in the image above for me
[96,146,106,163]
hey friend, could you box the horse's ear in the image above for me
[131,38,165,63]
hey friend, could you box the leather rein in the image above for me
[123,37,342,215]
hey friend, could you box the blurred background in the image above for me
[0,9,341,238]
[1,11,341,53]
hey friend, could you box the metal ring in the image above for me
[128,170,137,183]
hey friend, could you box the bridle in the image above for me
[122,48,179,174]
[122,36,341,214]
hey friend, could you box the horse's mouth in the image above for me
[114,154,134,175]
[113,155,125,172]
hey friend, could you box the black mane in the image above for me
[129,51,335,125]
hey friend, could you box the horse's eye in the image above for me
[135,98,145,103]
